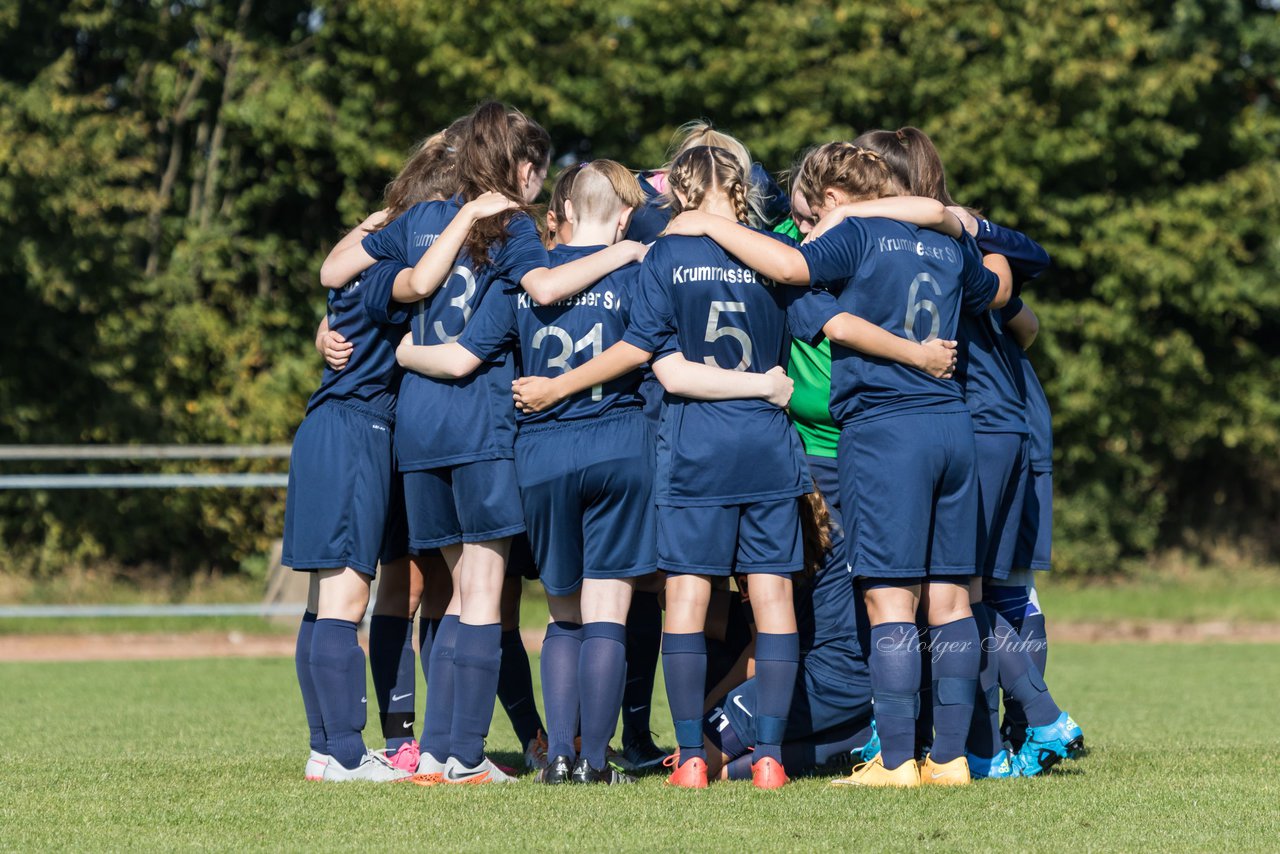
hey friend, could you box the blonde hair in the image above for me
[665,146,752,226]
[792,142,901,211]
[569,160,645,225]
[668,121,766,226]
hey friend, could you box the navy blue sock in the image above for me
[1022,612,1048,675]
[990,607,1060,727]
[449,621,503,768]
[422,615,458,764]
[916,622,934,759]
[622,592,662,744]
[294,611,326,753]
[419,616,441,682]
[579,621,627,771]
[928,616,980,764]
[498,628,545,748]
[662,631,707,764]
[540,621,583,761]
[309,618,367,769]
[986,584,1030,633]
[868,622,920,771]
[754,632,799,763]
[369,615,416,750]
[967,604,1002,758]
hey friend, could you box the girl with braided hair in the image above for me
[666,141,1014,788]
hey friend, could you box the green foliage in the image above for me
[1,0,1277,576]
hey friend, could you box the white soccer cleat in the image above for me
[305,750,330,781]
[321,750,413,783]
[442,755,519,785]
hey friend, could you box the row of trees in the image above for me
[2,0,1277,578]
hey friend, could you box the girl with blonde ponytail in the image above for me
[513,145,827,790]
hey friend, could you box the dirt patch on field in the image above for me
[2,622,1279,663]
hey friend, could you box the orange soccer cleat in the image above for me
[750,756,789,790]
[663,753,709,789]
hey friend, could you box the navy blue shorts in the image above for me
[659,497,802,576]
[282,401,395,577]
[974,432,1029,581]
[380,469,410,564]
[839,411,978,579]
[515,410,657,596]
[704,663,873,760]
[402,458,525,550]
[1013,468,1053,571]
[507,532,540,581]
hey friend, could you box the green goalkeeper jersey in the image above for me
[774,218,838,459]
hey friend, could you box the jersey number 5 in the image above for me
[531,322,605,401]
[704,301,752,371]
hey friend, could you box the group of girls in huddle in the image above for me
[281,98,1083,789]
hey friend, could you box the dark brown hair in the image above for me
[544,162,585,247]
[456,101,552,267]
[371,116,468,232]
[799,487,833,581]
[853,127,960,206]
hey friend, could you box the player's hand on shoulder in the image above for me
[464,191,518,221]
[320,328,353,371]
[663,210,715,238]
[621,240,651,263]
[946,206,979,237]
[764,365,794,409]
[512,376,562,413]
[916,338,958,379]
[395,331,414,367]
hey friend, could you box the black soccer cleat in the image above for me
[538,754,574,784]
[621,735,670,771]
[571,757,636,785]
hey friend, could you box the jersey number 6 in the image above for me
[903,273,942,344]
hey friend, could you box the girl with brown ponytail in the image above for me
[854,127,1083,781]
[667,141,1014,789]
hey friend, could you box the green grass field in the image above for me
[1,643,1277,852]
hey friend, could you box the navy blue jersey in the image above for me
[623,233,826,506]
[975,218,1051,293]
[305,260,410,418]
[956,298,1027,434]
[360,201,547,468]
[624,173,669,244]
[1000,298,1054,470]
[796,560,865,682]
[799,219,999,426]
[459,243,646,425]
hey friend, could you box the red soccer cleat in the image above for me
[750,756,789,790]
[663,754,708,789]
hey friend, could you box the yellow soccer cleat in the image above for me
[920,755,971,786]
[830,755,920,788]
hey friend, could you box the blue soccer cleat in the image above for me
[967,749,1018,779]
[1013,712,1085,777]
[852,720,880,764]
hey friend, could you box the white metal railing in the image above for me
[1,445,293,618]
